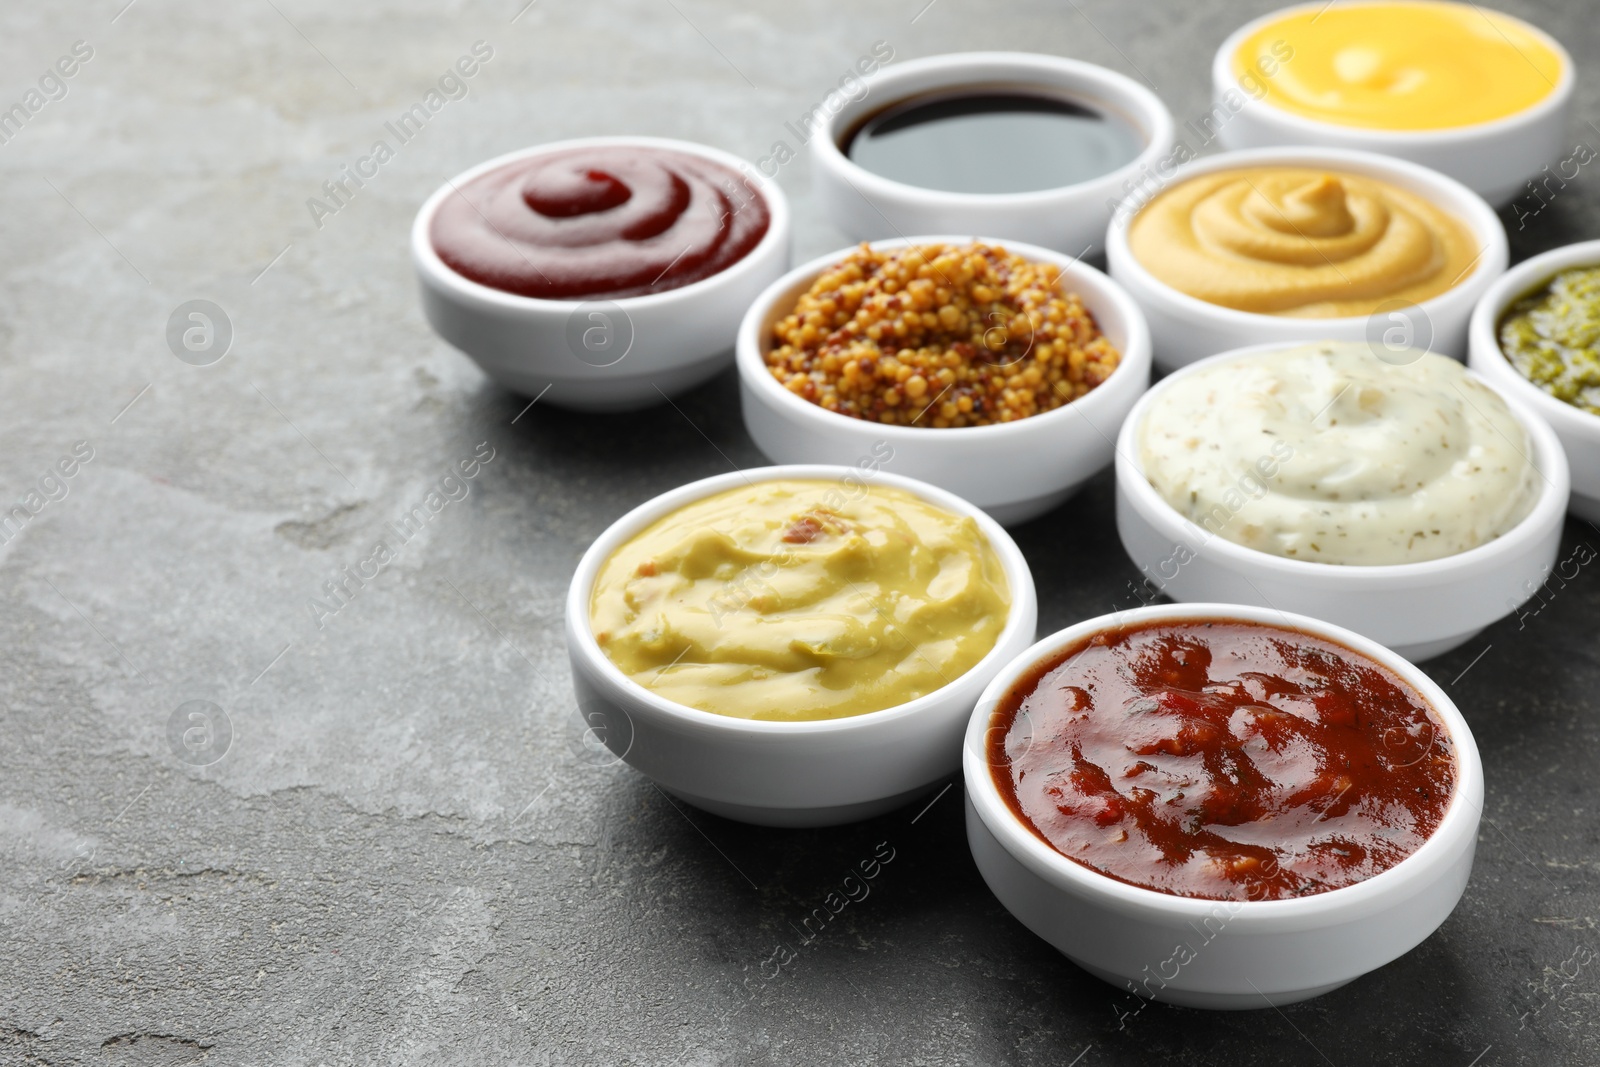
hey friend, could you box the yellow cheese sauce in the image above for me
[589,479,1010,721]
[1128,167,1478,317]
[1234,1,1562,130]
[1138,342,1539,566]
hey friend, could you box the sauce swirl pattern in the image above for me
[431,145,770,300]
[1129,167,1477,317]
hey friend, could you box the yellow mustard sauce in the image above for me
[589,479,1011,721]
[1234,1,1561,131]
[1128,167,1478,317]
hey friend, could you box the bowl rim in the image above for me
[1468,238,1600,437]
[1105,146,1509,329]
[410,134,791,313]
[1114,338,1571,579]
[1212,0,1575,142]
[811,50,1178,208]
[964,600,1485,923]
[734,235,1152,440]
[565,463,1037,735]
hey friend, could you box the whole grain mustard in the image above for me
[764,242,1120,427]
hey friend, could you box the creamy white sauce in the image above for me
[1138,342,1540,566]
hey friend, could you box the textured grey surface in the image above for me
[2,1,1599,1064]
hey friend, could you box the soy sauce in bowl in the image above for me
[841,86,1144,195]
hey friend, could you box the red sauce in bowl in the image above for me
[988,619,1454,902]
[430,145,770,300]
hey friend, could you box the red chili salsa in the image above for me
[431,145,769,300]
[989,619,1455,902]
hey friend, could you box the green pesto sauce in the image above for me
[1499,266,1600,416]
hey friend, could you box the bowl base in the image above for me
[1073,960,1355,1009]
[482,353,732,413]
[661,781,942,828]
[983,486,1076,527]
[1390,628,1483,663]
[1569,493,1600,526]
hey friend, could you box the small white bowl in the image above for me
[811,52,1176,257]
[1105,147,1508,373]
[412,136,791,413]
[736,237,1152,526]
[1469,239,1600,524]
[964,602,1484,1009]
[1114,342,1569,661]
[1214,2,1575,207]
[564,464,1038,827]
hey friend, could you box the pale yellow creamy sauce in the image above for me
[589,479,1010,720]
[1138,342,1539,565]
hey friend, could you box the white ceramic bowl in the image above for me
[1469,239,1600,524]
[564,464,1038,827]
[1105,147,1508,373]
[736,237,1152,526]
[412,136,791,413]
[1214,2,1575,207]
[964,602,1484,1009]
[811,52,1176,257]
[1114,341,1569,661]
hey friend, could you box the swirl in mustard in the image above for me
[1128,167,1479,317]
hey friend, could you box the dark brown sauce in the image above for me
[431,145,769,300]
[842,87,1143,195]
[989,619,1455,901]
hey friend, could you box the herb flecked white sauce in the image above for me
[1138,342,1539,565]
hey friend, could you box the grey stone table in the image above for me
[2,1,1598,1064]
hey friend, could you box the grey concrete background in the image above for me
[2,1,1598,1064]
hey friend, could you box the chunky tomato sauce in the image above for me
[989,620,1454,901]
